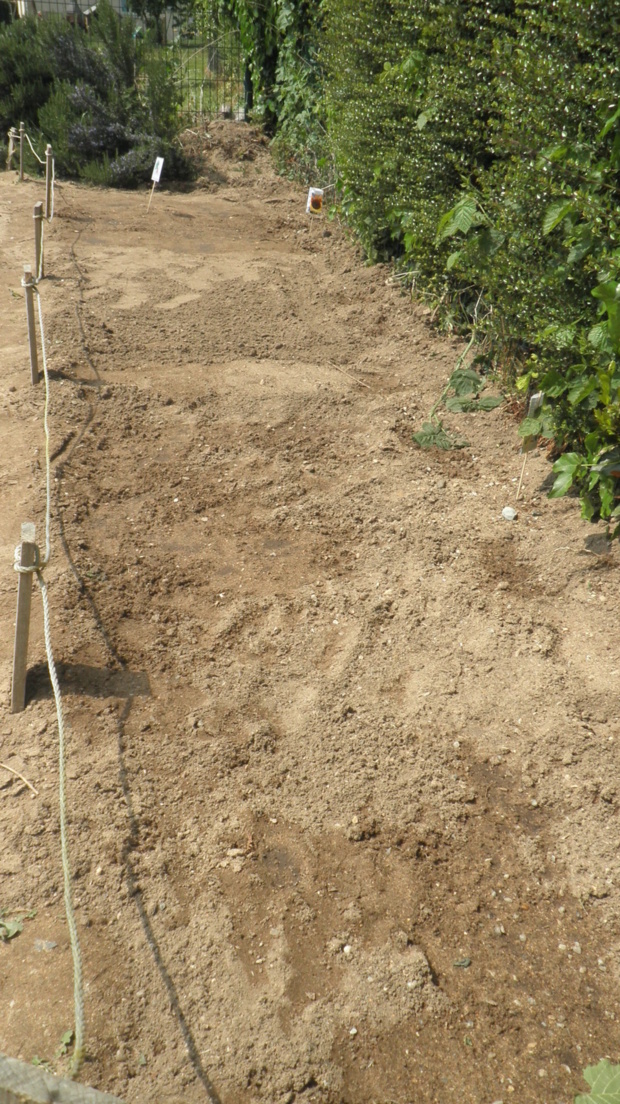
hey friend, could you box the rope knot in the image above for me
[14,543,41,574]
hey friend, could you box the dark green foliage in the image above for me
[0,18,55,132]
[323,0,620,534]
[225,0,326,177]
[0,2,194,187]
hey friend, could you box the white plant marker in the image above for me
[306,187,324,214]
[147,156,164,213]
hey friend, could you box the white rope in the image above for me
[24,130,45,165]
[13,281,85,1076]
[16,127,55,222]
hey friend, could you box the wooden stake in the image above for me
[11,523,38,714]
[45,145,53,219]
[19,121,24,182]
[515,452,528,502]
[33,201,44,279]
[23,265,39,385]
[7,127,16,171]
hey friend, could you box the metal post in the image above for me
[45,145,53,219]
[11,523,38,713]
[23,265,39,385]
[34,201,44,279]
[19,121,24,182]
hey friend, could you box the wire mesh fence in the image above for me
[2,0,246,125]
[165,18,246,124]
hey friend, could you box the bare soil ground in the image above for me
[1,123,620,1104]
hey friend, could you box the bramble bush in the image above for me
[0,1,194,187]
[322,0,620,535]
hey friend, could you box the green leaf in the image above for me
[446,250,462,270]
[0,918,24,941]
[412,422,467,450]
[445,396,475,412]
[588,322,613,352]
[568,376,598,405]
[592,280,620,307]
[437,196,481,241]
[549,453,582,498]
[542,201,575,236]
[540,368,568,397]
[567,227,593,265]
[448,367,483,396]
[580,493,597,521]
[598,105,620,141]
[445,395,501,413]
[575,1059,620,1103]
[477,395,503,411]
[538,143,568,164]
[518,416,543,438]
[416,112,428,130]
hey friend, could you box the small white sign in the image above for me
[151,157,164,183]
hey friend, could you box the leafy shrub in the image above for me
[322,0,620,535]
[0,18,54,133]
[0,2,193,187]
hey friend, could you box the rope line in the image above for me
[14,279,85,1076]
[24,131,45,165]
[15,125,55,222]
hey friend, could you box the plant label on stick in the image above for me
[147,157,164,213]
[306,187,323,214]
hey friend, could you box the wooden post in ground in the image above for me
[33,202,44,279]
[11,523,38,714]
[7,128,17,171]
[23,265,39,385]
[45,145,53,218]
[19,121,24,182]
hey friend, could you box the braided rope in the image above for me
[16,127,55,222]
[14,281,85,1075]
[24,131,45,165]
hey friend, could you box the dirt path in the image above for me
[1,124,619,1104]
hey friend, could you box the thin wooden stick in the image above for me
[516,452,528,502]
[0,763,39,796]
[146,180,157,213]
[329,361,372,389]
[19,121,24,182]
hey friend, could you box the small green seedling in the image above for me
[576,1060,620,1104]
[55,1030,74,1060]
[0,907,37,942]
[31,1056,54,1074]
[413,336,502,452]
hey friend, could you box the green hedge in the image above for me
[323,0,620,533]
